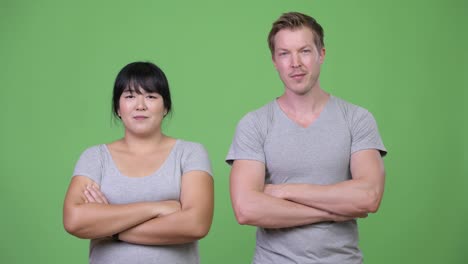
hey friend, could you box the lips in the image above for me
[133,116,148,120]
[290,71,306,76]
[290,73,306,80]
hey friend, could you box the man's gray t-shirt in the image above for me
[226,96,387,264]
[73,140,212,264]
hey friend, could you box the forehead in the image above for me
[122,86,158,94]
[274,27,315,50]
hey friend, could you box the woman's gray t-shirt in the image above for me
[73,140,212,264]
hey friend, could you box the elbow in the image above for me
[231,190,263,225]
[362,190,382,213]
[234,210,248,225]
[63,217,86,238]
[185,210,213,240]
[233,202,256,225]
[64,223,95,240]
[63,219,76,235]
[63,208,78,235]
[63,208,91,239]
[190,223,211,240]
[181,217,212,241]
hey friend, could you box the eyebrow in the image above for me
[277,45,313,51]
[299,45,313,50]
[123,88,160,96]
[123,87,143,93]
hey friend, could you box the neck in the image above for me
[278,86,329,114]
[121,130,167,154]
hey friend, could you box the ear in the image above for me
[318,48,326,64]
[272,54,278,70]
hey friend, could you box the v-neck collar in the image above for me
[273,95,333,129]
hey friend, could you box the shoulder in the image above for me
[236,100,276,130]
[73,144,106,179]
[77,144,106,158]
[244,101,275,120]
[176,140,209,155]
[176,139,206,149]
[176,140,212,174]
[332,96,367,114]
[331,95,373,122]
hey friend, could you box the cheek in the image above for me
[148,101,165,114]
[275,61,289,74]
[118,100,130,114]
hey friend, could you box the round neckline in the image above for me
[102,139,180,179]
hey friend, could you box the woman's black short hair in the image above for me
[112,61,172,119]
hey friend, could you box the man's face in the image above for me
[272,27,325,96]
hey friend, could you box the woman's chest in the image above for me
[99,161,182,204]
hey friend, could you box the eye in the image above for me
[302,49,311,54]
[147,94,159,99]
[124,94,135,99]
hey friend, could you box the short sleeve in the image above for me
[225,112,266,165]
[181,143,213,176]
[350,108,387,157]
[72,145,103,184]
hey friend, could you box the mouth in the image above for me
[133,116,148,120]
[290,72,306,79]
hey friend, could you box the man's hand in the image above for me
[264,184,286,199]
[265,183,368,221]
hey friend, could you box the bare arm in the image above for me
[265,149,385,217]
[63,176,180,239]
[230,160,354,229]
[118,171,214,245]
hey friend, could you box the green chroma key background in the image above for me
[1,0,466,263]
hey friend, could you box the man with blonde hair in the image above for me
[226,12,387,263]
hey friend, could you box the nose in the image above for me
[291,53,301,68]
[136,95,147,111]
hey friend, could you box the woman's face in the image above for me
[118,87,166,136]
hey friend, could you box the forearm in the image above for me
[275,179,380,216]
[118,208,212,245]
[233,190,341,229]
[64,201,166,239]
[119,171,214,245]
[229,160,348,228]
[267,150,386,217]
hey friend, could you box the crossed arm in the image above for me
[230,149,385,229]
[63,171,214,245]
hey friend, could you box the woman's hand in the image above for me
[84,184,109,204]
[156,200,181,216]
[83,184,180,216]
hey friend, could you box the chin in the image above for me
[128,127,159,136]
[287,87,312,96]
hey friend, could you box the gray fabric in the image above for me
[73,140,212,264]
[226,95,386,264]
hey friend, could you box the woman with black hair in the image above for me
[63,61,214,264]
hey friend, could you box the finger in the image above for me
[91,185,109,204]
[86,185,104,203]
[84,189,96,203]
